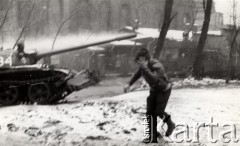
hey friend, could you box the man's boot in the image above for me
[163,115,176,137]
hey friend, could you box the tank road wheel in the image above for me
[0,86,19,105]
[28,83,51,104]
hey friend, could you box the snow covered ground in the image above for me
[132,78,240,91]
[0,86,240,146]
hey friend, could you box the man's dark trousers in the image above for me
[146,88,172,141]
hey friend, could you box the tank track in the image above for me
[0,65,82,105]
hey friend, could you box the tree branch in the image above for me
[51,9,79,50]
[153,0,175,59]
[136,1,145,19]
[230,28,240,49]
[187,0,202,33]
[203,0,206,13]
[0,0,14,33]
[170,12,178,21]
[134,1,146,29]
[12,1,36,50]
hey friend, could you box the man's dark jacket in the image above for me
[129,58,171,91]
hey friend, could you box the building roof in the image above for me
[132,27,192,41]
[196,30,222,36]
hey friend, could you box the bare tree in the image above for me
[0,0,14,33]
[226,0,240,82]
[192,0,212,80]
[58,0,64,21]
[43,3,85,64]
[0,0,14,48]
[12,1,36,49]
[51,9,80,50]
[82,0,113,41]
[185,0,202,35]
[133,1,146,30]
[226,26,240,82]
[153,0,177,59]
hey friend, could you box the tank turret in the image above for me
[0,33,136,105]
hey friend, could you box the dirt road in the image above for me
[0,87,239,146]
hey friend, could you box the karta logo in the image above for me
[143,117,240,143]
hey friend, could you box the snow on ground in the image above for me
[0,86,240,146]
[132,78,240,91]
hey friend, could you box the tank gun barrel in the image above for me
[37,33,136,60]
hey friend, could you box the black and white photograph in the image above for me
[0,0,240,145]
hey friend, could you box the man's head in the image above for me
[17,43,24,53]
[135,48,150,62]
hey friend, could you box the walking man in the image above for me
[124,48,175,143]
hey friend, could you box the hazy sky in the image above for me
[214,0,240,24]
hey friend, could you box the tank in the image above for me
[0,33,136,105]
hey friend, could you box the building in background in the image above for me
[194,0,224,30]
[0,0,230,77]
[1,0,196,39]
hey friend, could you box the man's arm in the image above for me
[124,68,141,93]
[128,68,141,86]
[140,61,166,85]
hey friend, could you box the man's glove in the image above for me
[123,84,131,93]
[137,60,148,69]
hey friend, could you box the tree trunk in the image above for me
[226,27,240,83]
[192,0,212,80]
[153,0,176,59]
